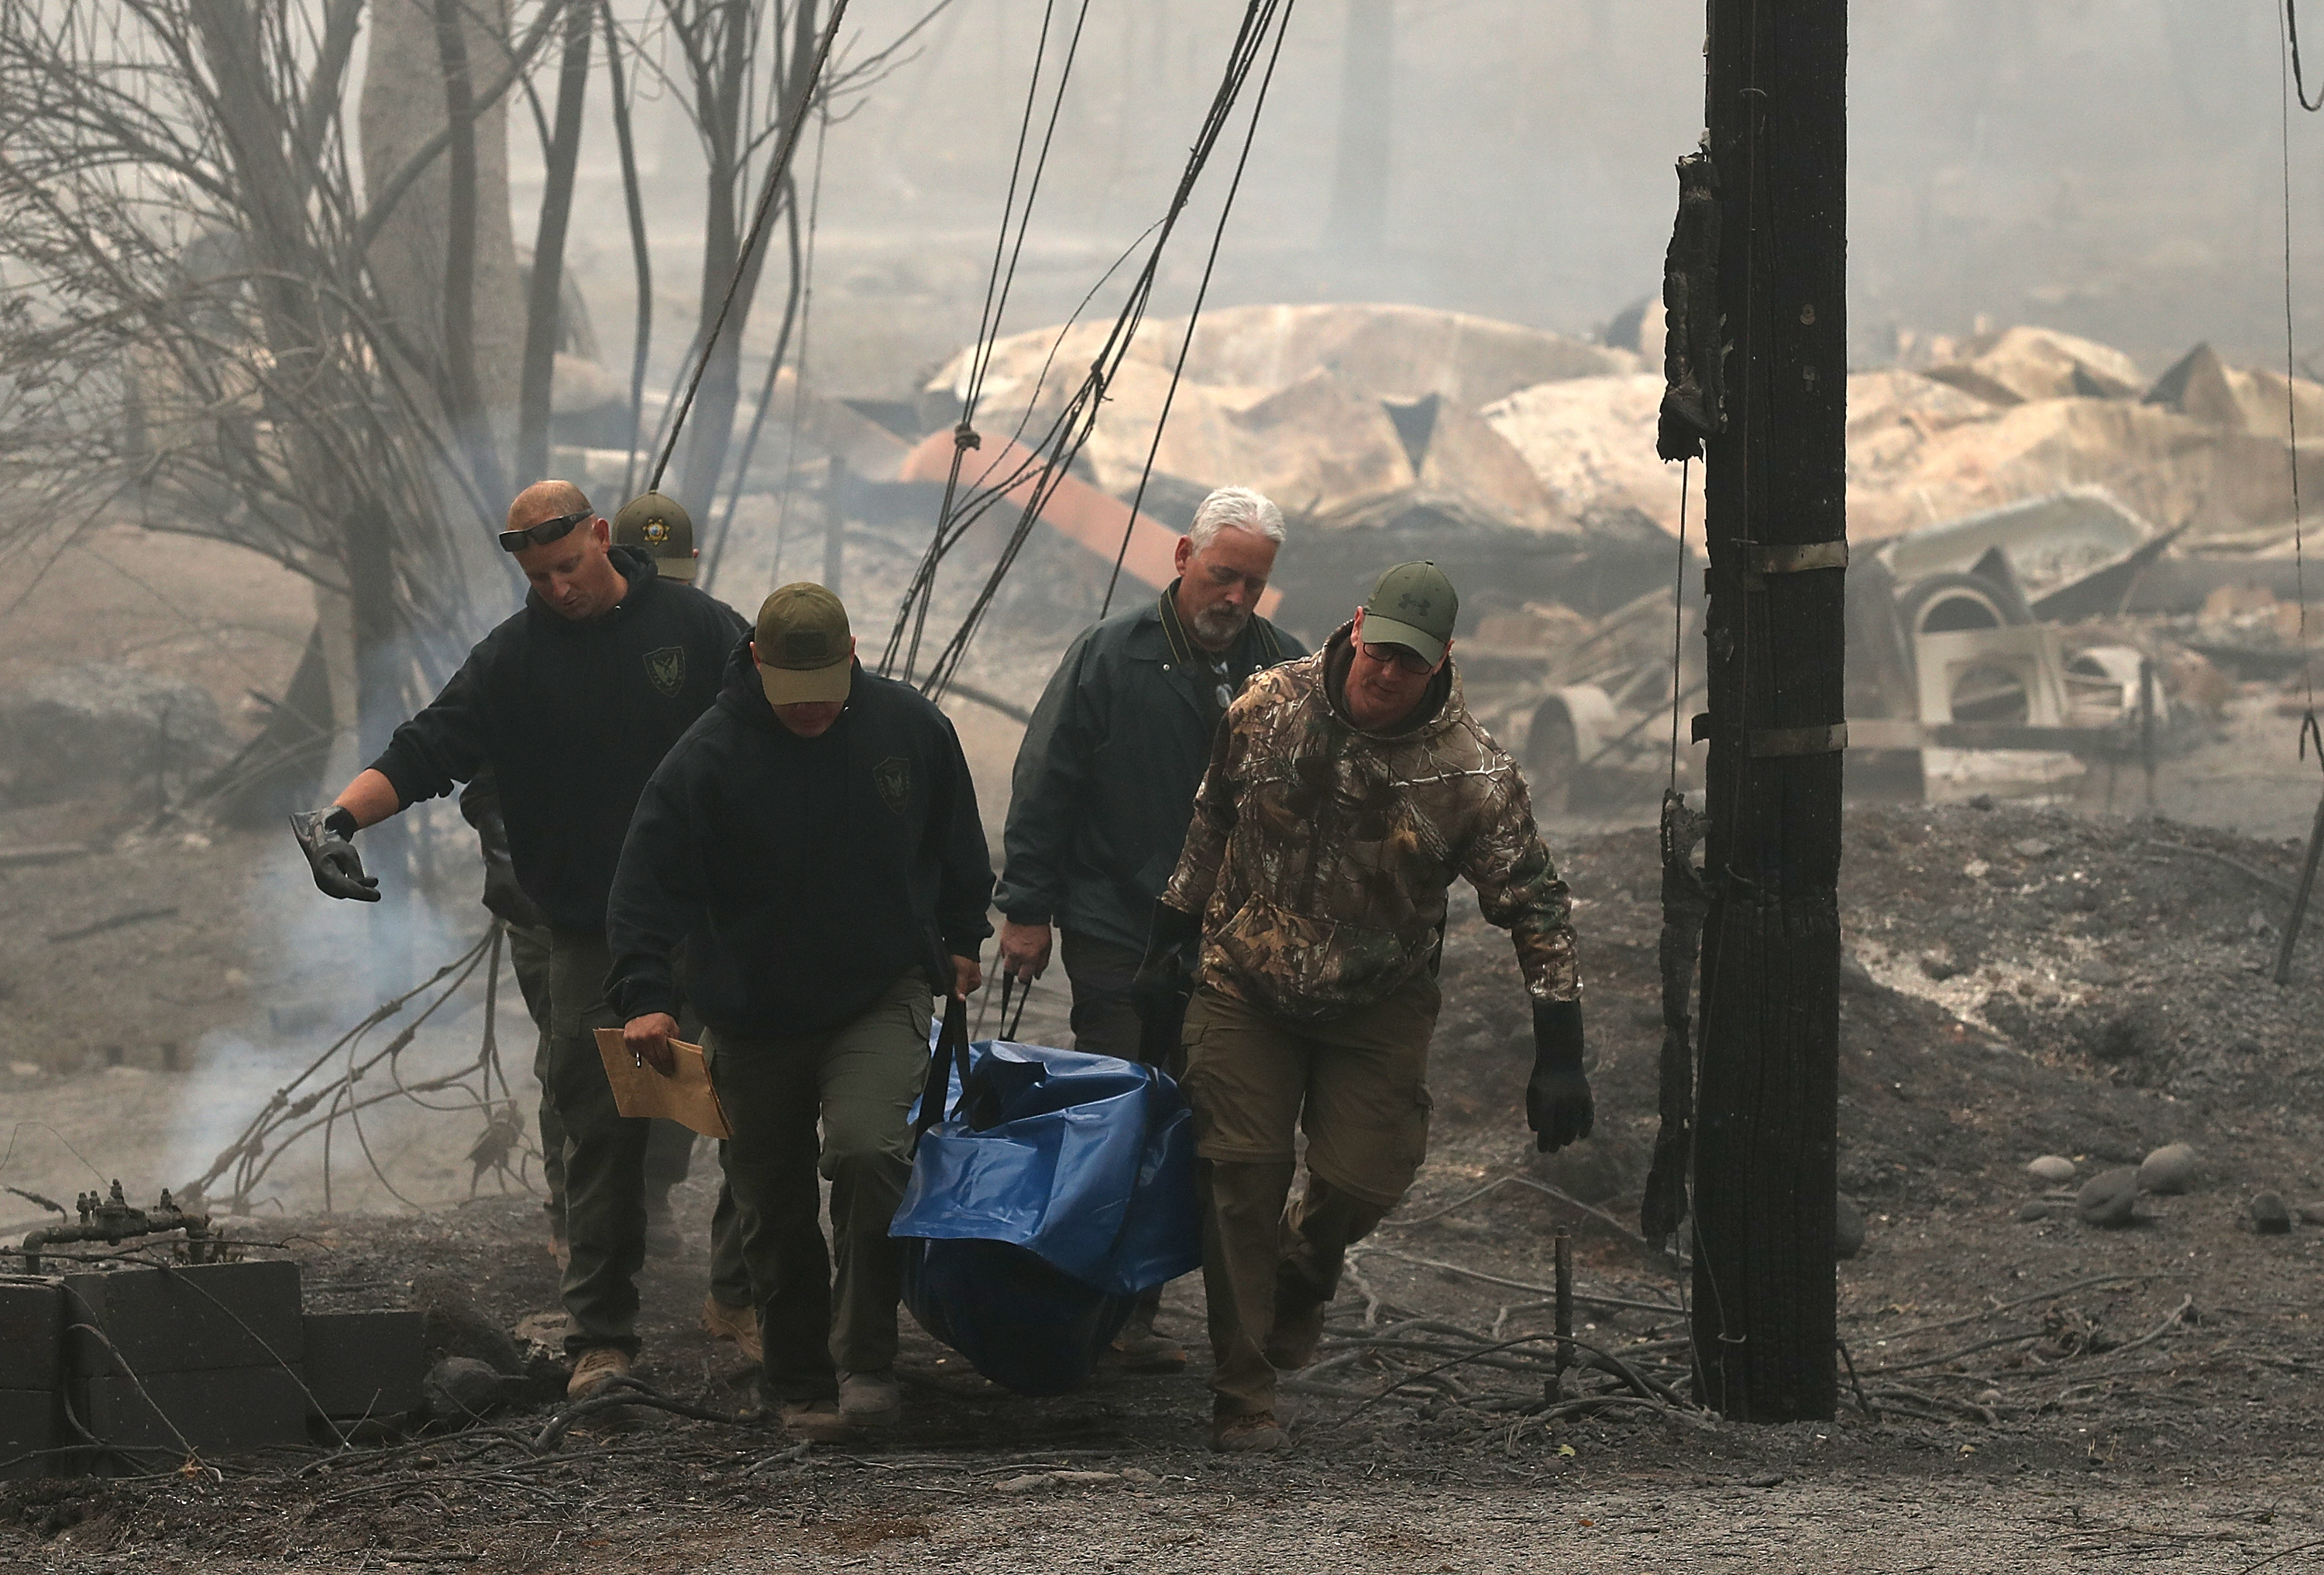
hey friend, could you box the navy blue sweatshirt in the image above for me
[368,546,748,932]
[604,645,995,1037]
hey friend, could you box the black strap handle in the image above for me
[912,995,974,1150]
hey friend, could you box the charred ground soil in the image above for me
[6,800,2324,1572]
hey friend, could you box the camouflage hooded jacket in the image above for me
[1164,624,1580,1023]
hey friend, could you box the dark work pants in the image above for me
[517,923,713,1236]
[545,928,748,1354]
[1062,930,1180,1335]
[704,975,933,1403]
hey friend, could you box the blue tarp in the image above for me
[890,1033,1201,1395]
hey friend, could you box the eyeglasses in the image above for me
[497,509,590,553]
[1359,640,1435,676]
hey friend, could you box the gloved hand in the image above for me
[473,808,550,929]
[1527,998,1593,1153]
[1130,902,1202,1020]
[289,806,380,903]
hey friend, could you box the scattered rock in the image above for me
[1962,859,1991,880]
[2077,1167,2140,1227]
[2251,1192,2292,1234]
[1968,793,1996,810]
[411,1270,525,1374]
[1838,951,1879,994]
[2295,1201,2324,1226]
[1051,1470,1119,1484]
[0,664,233,806]
[2075,959,2126,988]
[1120,1467,1158,1484]
[512,1311,573,1347]
[2138,1143,2202,1195]
[1919,951,1963,982]
[1745,1472,1786,1488]
[2026,1155,2077,1184]
[423,1357,506,1423]
[1983,992,2033,1041]
[995,1474,1057,1494]
[2017,1200,2054,1223]
[2012,838,2053,859]
[1834,1196,1866,1259]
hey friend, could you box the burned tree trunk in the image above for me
[1686,0,1848,1422]
[1326,0,1392,258]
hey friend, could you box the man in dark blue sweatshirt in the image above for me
[606,583,994,1440]
[290,480,748,1401]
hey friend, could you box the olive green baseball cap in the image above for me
[612,491,697,579]
[754,583,854,705]
[1360,560,1459,666]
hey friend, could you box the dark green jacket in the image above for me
[996,587,1305,952]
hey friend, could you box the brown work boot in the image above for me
[837,1369,903,1430]
[1210,1410,1291,1453]
[1102,1322,1189,1374]
[700,1295,762,1364]
[777,1398,852,1442]
[1262,1299,1328,1372]
[566,1346,632,1401]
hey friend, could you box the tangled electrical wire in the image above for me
[877,0,1301,701]
[184,925,535,1216]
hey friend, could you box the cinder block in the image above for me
[0,1388,62,1480]
[301,1311,425,1419]
[60,1261,304,1377]
[0,1278,63,1390]
[81,1366,308,1457]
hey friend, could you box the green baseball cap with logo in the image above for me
[1360,560,1459,666]
[613,491,697,579]
[754,582,854,706]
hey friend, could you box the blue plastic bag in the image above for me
[889,1001,1200,1395]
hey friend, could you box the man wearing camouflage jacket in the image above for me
[1135,560,1593,1452]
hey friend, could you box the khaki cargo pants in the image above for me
[1180,971,1439,1419]
[704,973,934,1404]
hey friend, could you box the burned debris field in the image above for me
[7,800,2324,1571]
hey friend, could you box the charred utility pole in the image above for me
[1672,0,1848,1421]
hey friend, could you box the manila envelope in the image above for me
[592,1028,733,1140]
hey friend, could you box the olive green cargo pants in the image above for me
[1180,973,1440,1419]
[542,927,748,1357]
[703,974,933,1403]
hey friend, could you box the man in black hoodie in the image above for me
[290,480,748,1400]
[606,583,994,1439]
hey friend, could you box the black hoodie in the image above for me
[603,645,995,1037]
[368,545,748,932]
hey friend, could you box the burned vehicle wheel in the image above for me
[1525,699,1580,814]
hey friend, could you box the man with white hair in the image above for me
[995,484,1306,1371]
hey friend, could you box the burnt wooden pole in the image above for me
[1687,0,1847,1421]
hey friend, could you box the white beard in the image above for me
[1191,604,1249,647]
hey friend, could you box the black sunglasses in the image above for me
[497,509,591,553]
[1360,640,1435,676]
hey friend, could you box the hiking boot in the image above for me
[837,1368,903,1430]
[1102,1322,1188,1374]
[701,1295,761,1364]
[566,1346,632,1401]
[1211,1410,1291,1453]
[643,1191,681,1259]
[1262,1299,1328,1372]
[777,1398,851,1442]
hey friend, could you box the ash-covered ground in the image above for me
[8,797,2324,1572]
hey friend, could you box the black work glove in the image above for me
[1130,902,1202,1064]
[1527,998,1593,1153]
[473,808,551,930]
[289,806,380,903]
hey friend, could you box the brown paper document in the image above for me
[592,1028,733,1139]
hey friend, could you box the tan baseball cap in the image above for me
[754,583,854,705]
[612,491,697,579]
